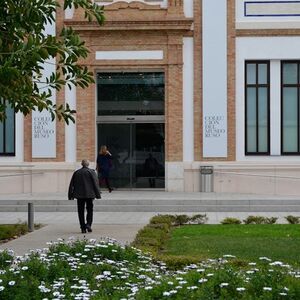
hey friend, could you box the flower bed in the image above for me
[0,238,299,299]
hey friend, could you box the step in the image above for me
[0,199,300,205]
[0,201,300,212]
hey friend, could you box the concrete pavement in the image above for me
[0,191,300,256]
[0,223,144,256]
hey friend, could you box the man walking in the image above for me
[68,159,101,233]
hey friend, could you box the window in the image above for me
[0,100,15,156]
[97,72,164,116]
[245,61,270,155]
[281,61,300,154]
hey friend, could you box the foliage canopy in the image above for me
[0,0,104,123]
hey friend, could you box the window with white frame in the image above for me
[245,61,270,155]
[0,100,15,156]
[281,61,300,154]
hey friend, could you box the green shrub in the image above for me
[133,213,209,255]
[285,215,300,224]
[135,226,168,241]
[221,217,241,225]
[244,216,266,224]
[173,214,190,226]
[148,223,170,231]
[264,217,278,224]
[149,214,209,227]
[243,216,278,224]
[132,216,173,254]
[134,236,160,248]
[189,214,208,224]
[149,214,175,226]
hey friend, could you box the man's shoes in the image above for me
[86,225,92,233]
[81,228,87,234]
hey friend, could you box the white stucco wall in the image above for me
[236,36,300,161]
[183,37,194,162]
[202,0,227,157]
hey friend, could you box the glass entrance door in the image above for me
[97,71,165,189]
[97,123,165,189]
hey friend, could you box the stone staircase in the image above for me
[1,198,300,212]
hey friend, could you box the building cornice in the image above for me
[64,19,193,32]
[66,0,192,32]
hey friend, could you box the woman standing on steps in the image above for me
[96,145,113,193]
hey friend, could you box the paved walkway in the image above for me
[0,224,143,256]
[0,191,299,256]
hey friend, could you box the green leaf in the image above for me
[39,48,49,59]
[27,35,34,48]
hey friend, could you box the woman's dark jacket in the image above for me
[96,154,112,178]
[68,167,101,200]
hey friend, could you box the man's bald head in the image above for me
[81,159,89,167]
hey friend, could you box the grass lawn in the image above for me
[0,224,30,242]
[164,224,300,265]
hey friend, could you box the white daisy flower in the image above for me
[220,283,229,288]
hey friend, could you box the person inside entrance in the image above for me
[96,145,113,193]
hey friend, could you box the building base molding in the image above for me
[184,162,300,196]
[2,162,300,195]
[0,163,78,195]
[165,162,184,192]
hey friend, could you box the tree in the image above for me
[0,0,104,123]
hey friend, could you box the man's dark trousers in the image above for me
[77,198,93,230]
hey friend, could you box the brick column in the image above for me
[227,0,236,161]
[166,35,183,161]
[76,81,96,163]
[24,115,32,162]
[193,0,202,160]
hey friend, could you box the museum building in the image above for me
[2,0,300,195]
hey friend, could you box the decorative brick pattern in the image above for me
[67,2,191,163]
[76,82,96,162]
[24,115,32,162]
[227,0,236,161]
[193,0,202,161]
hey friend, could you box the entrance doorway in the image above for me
[97,122,164,188]
[97,72,165,189]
